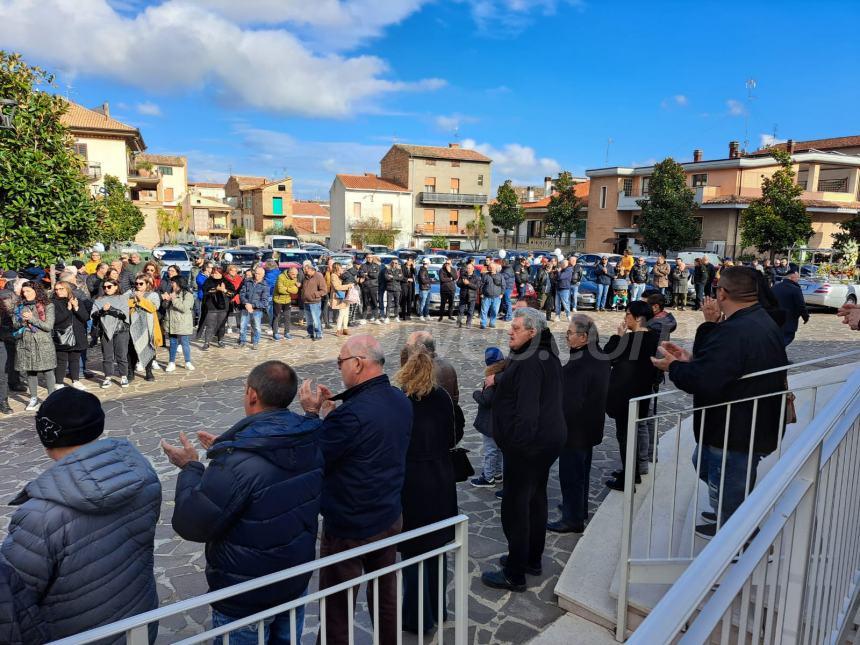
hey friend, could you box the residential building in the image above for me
[60,100,144,196]
[187,182,226,202]
[329,173,412,249]
[224,175,292,236]
[585,141,860,257]
[379,143,492,249]
[292,200,330,243]
[750,135,860,157]
[183,190,232,243]
[515,180,590,252]
[511,176,586,204]
[128,153,188,247]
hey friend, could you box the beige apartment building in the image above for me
[225,175,293,236]
[184,190,232,243]
[329,174,413,249]
[585,139,860,257]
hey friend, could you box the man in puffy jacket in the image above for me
[456,262,481,327]
[239,266,270,349]
[554,260,573,321]
[479,262,504,328]
[162,360,323,643]
[2,388,161,643]
[629,256,650,303]
[416,258,433,320]
[514,257,531,305]
[500,260,516,321]
[358,256,381,323]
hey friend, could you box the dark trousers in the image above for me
[101,330,129,378]
[0,342,8,400]
[694,284,705,309]
[457,299,476,325]
[439,292,455,319]
[501,451,556,583]
[272,302,291,336]
[558,447,592,526]
[402,554,447,634]
[401,285,414,318]
[362,288,378,319]
[614,399,650,477]
[321,295,331,326]
[203,310,228,342]
[4,341,21,388]
[55,349,81,383]
[386,291,400,318]
[318,517,402,645]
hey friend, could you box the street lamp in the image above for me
[0,99,18,131]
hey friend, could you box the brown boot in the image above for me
[342,329,349,336]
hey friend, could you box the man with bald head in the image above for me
[300,335,412,644]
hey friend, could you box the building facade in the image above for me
[292,201,330,243]
[224,175,293,235]
[514,179,590,252]
[183,190,232,243]
[329,174,412,249]
[585,141,860,257]
[188,182,226,202]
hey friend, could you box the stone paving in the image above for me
[0,308,857,644]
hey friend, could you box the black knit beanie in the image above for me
[35,389,105,448]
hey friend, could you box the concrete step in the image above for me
[527,612,618,645]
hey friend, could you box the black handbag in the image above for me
[53,325,76,348]
[450,447,474,483]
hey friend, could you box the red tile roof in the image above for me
[60,100,139,133]
[522,182,590,209]
[138,153,186,166]
[392,144,492,163]
[292,200,329,216]
[336,174,409,192]
[751,135,860,155]
[231,175,267,190]
[189,182,226,189]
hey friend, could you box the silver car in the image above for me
[797,279,853,309]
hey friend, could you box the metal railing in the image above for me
[418,191,488,206]
[53,514,470,645]
[628,366,860,643]
[817,178,849,193]
[615,350,860,641]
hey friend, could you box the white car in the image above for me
[797,279,854,309]
[152,246,192,273]
[417,254,448,266]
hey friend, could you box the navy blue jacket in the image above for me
[772,280,809,335]
[501,266,515,291]
[172,410,323,618]
[595,263,615,285]
[239,279,271,310]
[321,374,412,539]
[481,271,504,298]
[557,266,574,290]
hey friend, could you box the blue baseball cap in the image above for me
[484,347,505,366]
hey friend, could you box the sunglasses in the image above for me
[135,281,146,286]
[104,284,117,289]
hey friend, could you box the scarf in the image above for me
[92,293,130,340]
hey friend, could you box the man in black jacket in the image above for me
[358,256,380,324]
[772,269,809,346]
[548,314,609,533]
[481,308,566,591]
[653,267,788,535]
[456,263,481,328]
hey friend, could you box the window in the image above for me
[692,173,708,187]
[352,202,361,218]
[477,174,484,187]
[452,161,460,167]
[243,195,252,210]
[449,210,459,233]
[631,215,640,227]
[164,187,174,202]
[599,186,607,209]
[73,142,88,159]
[382,204,393,226]
[278,184,286,192]
[450,178,460,194]
[622,178,633,195]
[423,209,435,231]
[424,177,436,192]
[158,166,173,176]
[641,177,651,195]
[272,196,283,215]
[693,216,704,233]
[425,159,436,166]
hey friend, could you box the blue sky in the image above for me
[1,0,859,198]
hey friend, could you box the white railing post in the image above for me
[453,519,469,645]
[125,625,150,645]
[616,396,640,641]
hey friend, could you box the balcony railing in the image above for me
[817,177,849,192]
[418,191,488,206]
[415,224,464,235]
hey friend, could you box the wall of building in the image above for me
[133,203,162,248]
[192,186,227,201]
[156,163,188,206]
[584,176,622,251]
[251,181,293,231]
[379,147,411,190]
[330,183,413,249]
[77,135,129,195]
[407,157,490,239]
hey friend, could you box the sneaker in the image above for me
[251,344,259,350]
[226,327,234,334]
[495,489,504,500]
[382,318,390,324]
[151,362,162,371]
[101,378,112,389]
[358,319,367,326]
[71,380,87,391]
[701,511,717,523]
[185,363,195,371]
[695,523,717,538]
[373,319,381,325]
[284,334,292,340]
[54,383,66,390]
[25,397,40,411]
[120,376,129,388]
[494,473,503,483]
[165,362,176,373]
[470,475,496,488]
[238,341,246,348]
[135,363,144,374]
[273,333,283,341]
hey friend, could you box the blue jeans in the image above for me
[305,302,322,339]
[481,434,503,479]
[692,444,766,525]
[212,605,305,644]
[168,335,191,363]
[570,284,579,311]
[480,296,501,327]
[502,288,513,321]
[418,289,431,317]
[596,283,610,309]
[555,288,571,317]
[558,446,592,526]
[630,283,646,303]
[239,310,263,345]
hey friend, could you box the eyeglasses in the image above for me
[146,268,156,272]
[103,284,117,289]
[336,355,364,368]
[135,281,146,286]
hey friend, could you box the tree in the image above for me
[230,225,246,241]
[544,171,586,243]
[0,51,100,268]
[429,235,448,249]
[96,175,145,245]
[832,215,860,253]
[489,180,524,247]
[156,207,181,243]
[740,149,813,261]
[637,157,701,255]
[465,204,487,251]
[350,217,397,248]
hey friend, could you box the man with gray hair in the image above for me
[547,314,609,533]
[481,308,566,591]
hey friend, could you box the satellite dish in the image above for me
[223,252,234,263]
[498,249,507,259]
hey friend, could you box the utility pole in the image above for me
[605,138,613,165]
[743,78,757,152]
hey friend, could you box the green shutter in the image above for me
[272,197,283,215]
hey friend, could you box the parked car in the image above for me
[578,253,622,267]
[203,245,226,259]
[271,249,313,270]
[214,249,258,270]
[438,250,470,261]
[366,244,391,255]
[330,254,355,267]
[114,241,151,258]
[300,242,331,253]
[376,254,398,266]
[417,254,449,266]
[152,246,192,273]
[797,279,854,310]
[394,248,422,261]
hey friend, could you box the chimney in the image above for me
[544,176,552,196]
[693,149,703,163]
[364,172,375,177]
[448,143,461,149]
[729,141,739,159]
[786,139,796,154]
[527,186,535,202]
[101,102,110,118]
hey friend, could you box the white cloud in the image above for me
[136,101,161,116]
[0,0,444,118]
[726,99,746,117]
[674,94,688,106]
[462,138,560,185]
[462,0,585,33]
[759,134,786,148]
[660,94,688,109]
[434,113,478,133]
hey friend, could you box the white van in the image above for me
[674,251,722,266]
[265,235,300,250]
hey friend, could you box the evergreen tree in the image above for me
[637,157,700,255]
[544,171,586,243]
[489,180,524,247]
[97,175,145,246]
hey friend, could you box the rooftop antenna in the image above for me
[743,78,757,152]
[605,137,613,164]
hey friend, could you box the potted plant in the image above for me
[136,161,154,177]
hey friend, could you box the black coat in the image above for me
[772,280,809,334]
[385,265,403,292]
[492,328,566,457]
[595,263,614,285]
[196,277,235,335]
[472,384,496,438]
[456,271,481,303]
[562,344,610,450]
[603,330,661,420]
[439,266,456,295]
[359,262,380,289]
[417,266,432,290]
[669,304,788,454]
[51,295,91,352]
[399,387,459,558]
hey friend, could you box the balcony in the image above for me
[127,166,161,185]
[418,191,488,206]
[85,162,102,182]
[817,178,849,192]
[618,191,645,210]
[415,224,465,236]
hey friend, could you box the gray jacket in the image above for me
[13,302,55,372]
[162,290,195,336]
[1,439,162,643]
